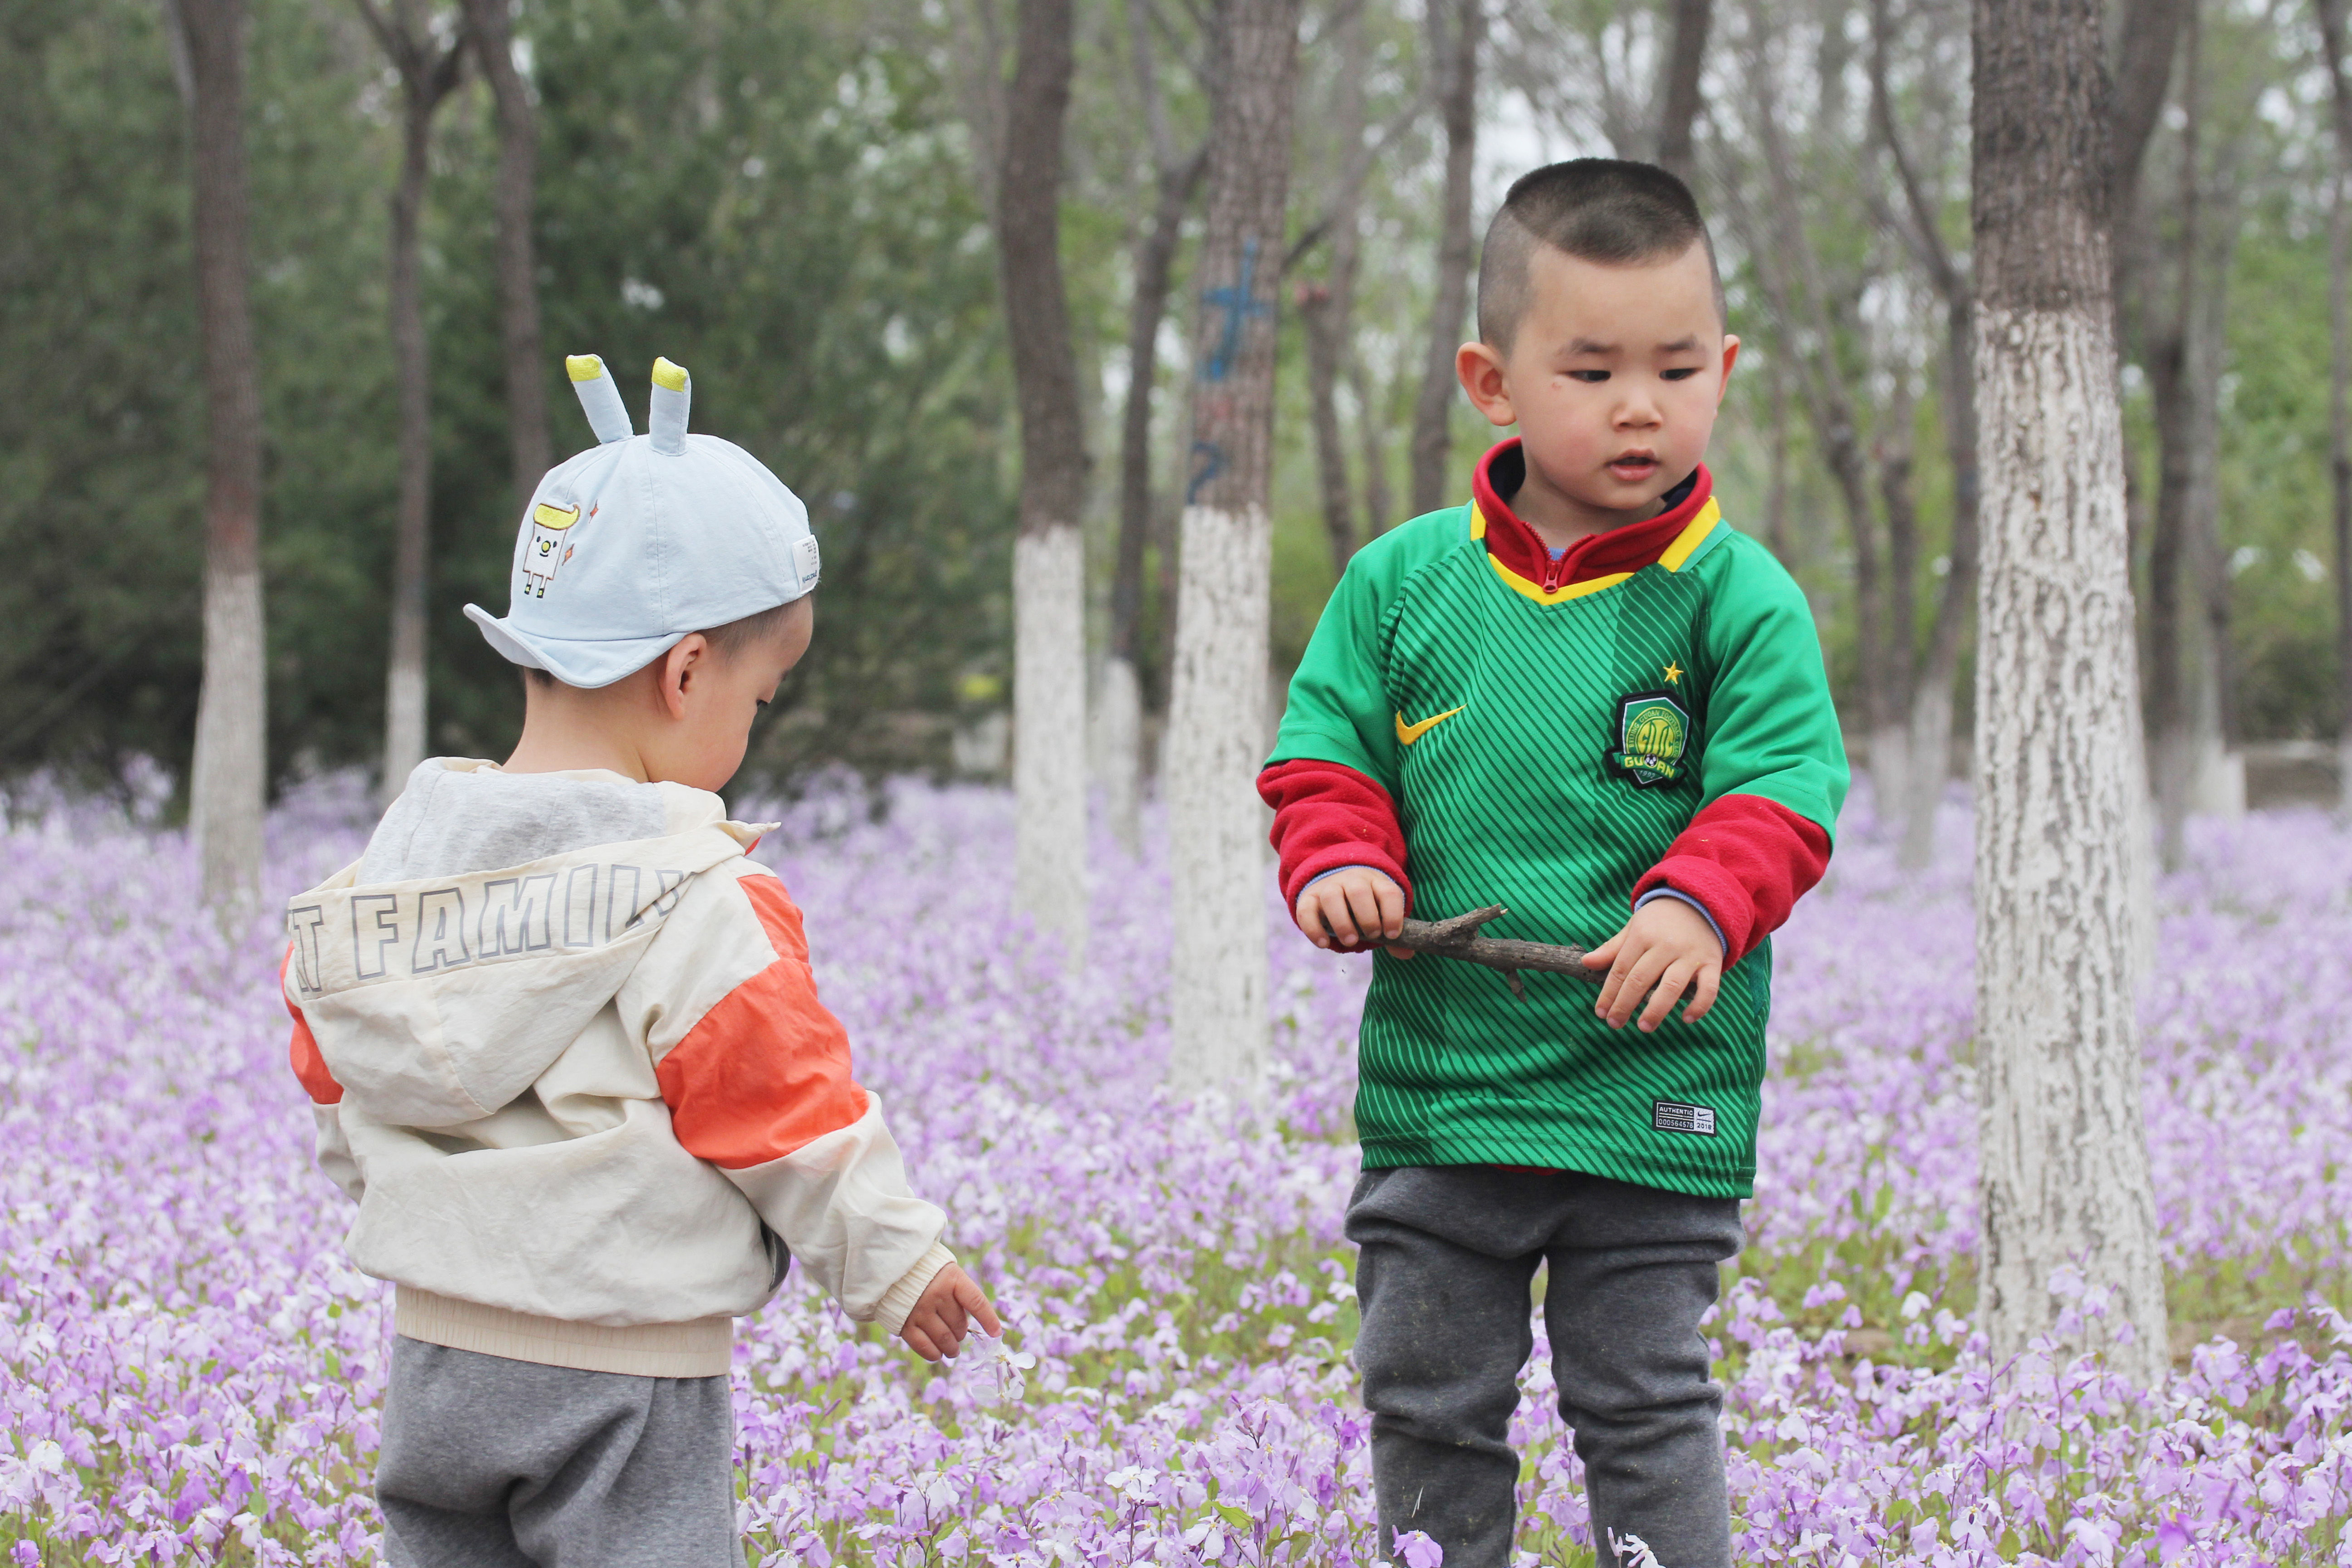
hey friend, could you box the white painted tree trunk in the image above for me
[1973,303,2169,1385]
[1898,671,1955,869]
[1096,655,1143,856]
[1166,503,1271,1096]
[1014,524,1090,958]
[2122,689,2158,995]
[1869,723,1911,838]
[191,559,266,907]
[383,661,426,799]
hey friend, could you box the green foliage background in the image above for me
[1,0,2344,802]
[0,0,1018,795]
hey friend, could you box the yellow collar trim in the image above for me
[1659,498,1723,570]
[1470,497,1722,607]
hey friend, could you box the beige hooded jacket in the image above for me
[282,760,951,1376]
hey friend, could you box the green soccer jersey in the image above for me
[1269,469,1847,1198]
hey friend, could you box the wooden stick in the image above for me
[1349,904,1602,1001]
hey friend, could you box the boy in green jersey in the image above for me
[1259,161,1848,1567]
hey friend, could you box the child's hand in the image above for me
[1582,897,1724,1032]
[1294,867,1416,958]
[897,1264,1004,1362]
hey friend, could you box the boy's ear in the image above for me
[1456,341,1516,428]
[1716,335,1741,404]
[656,634,711,720]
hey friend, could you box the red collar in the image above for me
[1470,439,1716,594]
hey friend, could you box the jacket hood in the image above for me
[285,761,772,1129]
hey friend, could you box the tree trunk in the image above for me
[361,2,464,802]
[1868,0,1980,868]
[1901,284,1979,871]
[2145,304,2191,864]
[1109,143,1205,619]
[2184,176,2239,821]
[462,0,550,503]
[1873,374,1920,833]
[1740,17,1897,772]
[2145,0,2240,867]
[179,0,267,908]
[1166,0,1303,1096]
[1301,1,1374,578]
[1763,352,1793,564]
[998,0,1090,957]
[1351,354,1394,539]
[2107,0,2191,230]
[1653,0,1713,183]
[1406,0,1481,517]
[1105,0,1206,856]
[1971,0,2168,1383]
[2318,0,2352,813]
[1302,285,1358,575]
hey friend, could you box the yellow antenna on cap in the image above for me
[648,357,691,454]
[566,353,633,443]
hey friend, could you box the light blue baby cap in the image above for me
[464,355,821,689]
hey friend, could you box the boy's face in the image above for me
[1458,240,1737,534]
[647,598,815,793]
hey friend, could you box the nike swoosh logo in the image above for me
[1394,706,1464,745]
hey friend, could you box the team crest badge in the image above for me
[1606,690,1689,787]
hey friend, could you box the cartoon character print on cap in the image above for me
[522,500,582,598]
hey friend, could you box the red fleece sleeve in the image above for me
[282,946,342,1107]
[1632,794,1830,965]
[1258,758,1413,916]
[656,876,870,1171]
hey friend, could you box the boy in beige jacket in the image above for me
[282,355,998,1566]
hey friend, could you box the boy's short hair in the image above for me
[521,599,804,690]
[1475,159,1726,352]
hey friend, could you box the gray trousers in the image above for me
[1346,1166,1744,1568]
[377,1338,738,1568]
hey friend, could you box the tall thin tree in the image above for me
[357,0,466,799]
[1166,0,1304,1094]
[1653,0,1713,181]
[1406,0,1482,516]
[2317,0,2352,813]
[1971,0,2169,1380]
[461,0,549,505]
[174,0,267,907]
[1870,0,1980,869]
[2144,0,2250,865]
[1737,10,1905,812]
[1298,0,1379,578]
[997,0,1091,955]
[1105,0,1207,855]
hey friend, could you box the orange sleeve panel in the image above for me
[656,875,870,1171]
[283,946,343,1106]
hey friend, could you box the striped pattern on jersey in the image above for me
[1358,514,1767,1197]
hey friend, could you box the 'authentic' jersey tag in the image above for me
[1652,1100,1718,1137]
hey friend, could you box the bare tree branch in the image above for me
[1338,905,1604,1001]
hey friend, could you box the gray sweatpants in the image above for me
[1346,1165,1744,1568]
[376,1338,739,1568]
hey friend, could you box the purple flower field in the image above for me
[0,776,2349,1566]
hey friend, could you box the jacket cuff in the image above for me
[1258,758,1414,913]
[874,1241,957,1336]
[1632,793,1833,965]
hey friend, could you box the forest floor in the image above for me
[0,775,2347,1566]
